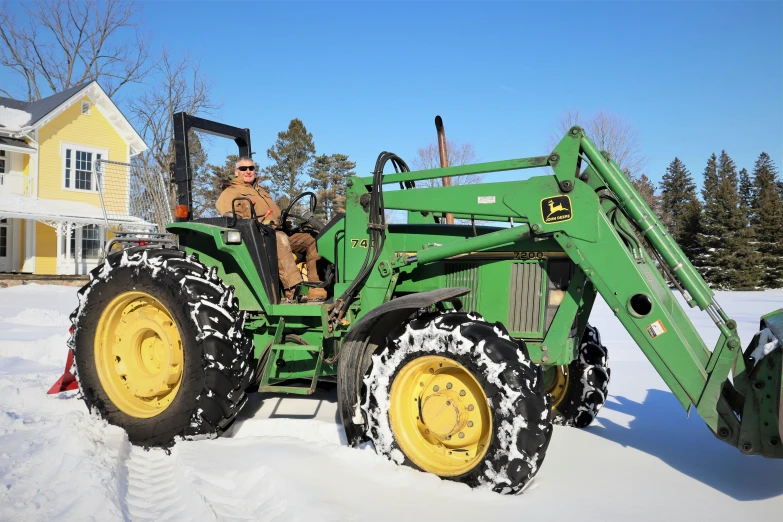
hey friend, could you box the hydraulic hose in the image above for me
[328,151,410,329]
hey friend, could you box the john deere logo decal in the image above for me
[541,195,572,224]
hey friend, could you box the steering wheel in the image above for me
[280,191,317,234]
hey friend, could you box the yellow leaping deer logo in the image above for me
[540,195,572,223]
[546,199,567,219]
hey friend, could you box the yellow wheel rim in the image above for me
[544,366,570,410]
[389,355,492,477]
[94,291,184,418]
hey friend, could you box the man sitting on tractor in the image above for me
[216,157,327,302]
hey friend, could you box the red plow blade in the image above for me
[48,350,78,394]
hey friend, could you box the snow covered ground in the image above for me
[1,284,782,521]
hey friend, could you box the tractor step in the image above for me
[258,340,324,396]
[257,385,320,395]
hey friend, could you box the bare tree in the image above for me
[0,0,150,100]
[548,109,647,179]
[411,140,481,187]
[387,140,482,225]
[127,50,219,207]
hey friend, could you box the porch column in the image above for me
[72,223,80,275]
[64,223,73,276]
[22,219,35,273]
[11,218,20,272]
[54,223,61,275]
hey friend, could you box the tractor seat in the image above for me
[192,217,281,304]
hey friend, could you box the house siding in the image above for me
[1,86,141,275]
[37,96,129,207]
[35,222,57,275]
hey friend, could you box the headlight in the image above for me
[225,230,242,244]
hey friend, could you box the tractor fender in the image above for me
[337,287,470,446]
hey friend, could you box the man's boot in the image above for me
[283,285,306,303]
[307,287,327,301]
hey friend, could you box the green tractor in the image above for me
[61,113,783,494]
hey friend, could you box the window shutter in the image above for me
[65,149,71,188]
[96,153,102,191]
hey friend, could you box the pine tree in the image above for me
[738,167,754,218]
[752,153,783,288]
[262,119,316,208]
[329,153,356,215]
[628,172,665,272]
[307,153,356,220]
[659,158,702,260]
[697,151,761,289]
[308,154,334,220]
[631,173,661,216]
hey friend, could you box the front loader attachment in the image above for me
[362,125,783,462]
[738,310,783,458]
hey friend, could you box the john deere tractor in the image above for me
[61,113,783,494]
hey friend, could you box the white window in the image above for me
[81,101,91,115]
[62,144,106,192]
[61,225,104,260]
[58,223,106,275]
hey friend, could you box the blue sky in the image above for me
[3,1,782,189]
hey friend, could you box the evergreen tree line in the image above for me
[631,152,783,290]
[191,118,356,221]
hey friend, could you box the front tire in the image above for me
[548,324,610,428]
[364,312,552,494]
[70,248,254,446]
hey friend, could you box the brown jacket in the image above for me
[215,178,282,225]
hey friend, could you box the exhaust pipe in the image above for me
[435,115,454,224]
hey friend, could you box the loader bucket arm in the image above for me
[356,126,782,458]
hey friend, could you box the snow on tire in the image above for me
[364,311,552,494]
[69,247,254,447]
[552,323,610,428]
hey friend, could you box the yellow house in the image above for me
[0,81,147,275]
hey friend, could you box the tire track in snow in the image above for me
[122,444,191,522]
[122,441,289,521]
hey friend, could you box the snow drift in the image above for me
[1,284,782,521]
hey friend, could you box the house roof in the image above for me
[0,81,147,155]
[0,82,93,128]
[0,136,36,154]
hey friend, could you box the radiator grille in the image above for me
[445,262,479,312]
[508,261,544,333]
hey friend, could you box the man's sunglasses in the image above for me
[237,165,256,172]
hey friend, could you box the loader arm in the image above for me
[350,126,782,458]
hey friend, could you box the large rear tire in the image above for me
[70,247,254,447]
[548,324,610,428]
[364,311,552,494]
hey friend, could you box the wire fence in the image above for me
[94,159,173,235]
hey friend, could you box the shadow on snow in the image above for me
[587,389,783,501]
